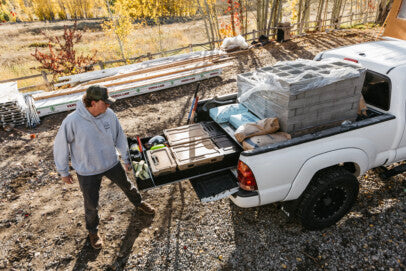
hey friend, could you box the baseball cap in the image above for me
[86,85,116,104]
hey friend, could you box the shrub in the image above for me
[31,22,98,81]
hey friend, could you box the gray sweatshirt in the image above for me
[53,100,129,177]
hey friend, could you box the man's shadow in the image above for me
[72,211,154,270]
[71,236,101,270]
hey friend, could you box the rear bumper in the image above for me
[230,189,260,208]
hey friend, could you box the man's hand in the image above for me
[62,175,74,184]
[124,163,132,172]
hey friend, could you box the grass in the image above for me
[0,18,209,89]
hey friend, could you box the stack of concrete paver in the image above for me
[0,82,26,128]
[237,58,366,133]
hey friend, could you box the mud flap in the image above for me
[189,170,239,203]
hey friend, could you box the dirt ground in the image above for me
[1,27,405,270]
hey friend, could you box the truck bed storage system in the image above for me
[129,122,242,201]
[129,59,370,202]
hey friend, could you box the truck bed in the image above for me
[194,93,395,157]
[129,93,395,202]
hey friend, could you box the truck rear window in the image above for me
[362,71,391,111]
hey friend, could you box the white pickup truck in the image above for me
[131,38,406,230]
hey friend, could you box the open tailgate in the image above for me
[189,169,239,202]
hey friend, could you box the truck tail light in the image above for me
[237,160,258,191]
[344,57,358,63]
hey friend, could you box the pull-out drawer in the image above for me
[127,121,242,194]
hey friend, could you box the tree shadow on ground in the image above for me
[71,237,101,270]
[219,174,405,270]
[106,212,154,270]
[26,20,103,35]
[143,182,186,270]
[267,40,316,61]
[71,211,153,271]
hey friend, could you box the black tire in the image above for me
[296,166,359,230]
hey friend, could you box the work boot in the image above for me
[89,232,103,250]
[138,202,155,215]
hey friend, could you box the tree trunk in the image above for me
[316,0,326,31]
[302,0,311,32]
[297,0,304,34]
[203,0,215,48]
[238,0,245,35]
[104,0,126,60]
[376,0,393,24]
[266,0,278,36]
[197,1,212,49]
[322,0,329,30]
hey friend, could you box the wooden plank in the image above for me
[100,62,215,88]
[61,53,224,87]
[34,62,215,100]
[108,62,233,91]
[33,63,232,101]
[78,56,221,87]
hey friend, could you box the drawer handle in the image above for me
[152,156,159,165]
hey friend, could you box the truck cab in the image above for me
[315,38,406,162]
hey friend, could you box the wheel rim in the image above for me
[313,186,348,220]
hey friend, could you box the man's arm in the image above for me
[54,120,74,182]
[113,114,131,170]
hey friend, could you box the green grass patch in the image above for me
[28,42,49,48]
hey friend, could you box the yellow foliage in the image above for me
[219,21,235,39]
[124,0,198,19]
[289,0,299,22]
[2,0,201,21]
[3,0,105,21]
[0,0,18,22]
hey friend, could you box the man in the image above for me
[53,85,154,249]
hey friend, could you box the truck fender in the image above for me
[283,148,369,201]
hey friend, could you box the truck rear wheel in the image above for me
[297,167,359,230]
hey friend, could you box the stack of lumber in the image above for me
[33,50,233,117]
[0,82,27,127]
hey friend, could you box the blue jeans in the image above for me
[77,162,142,234]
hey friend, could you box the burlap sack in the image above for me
[234,118,280,143]
[242,132,291,150]
[358,95,367,116]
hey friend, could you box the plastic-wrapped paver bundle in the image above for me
[237,58,366,133]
